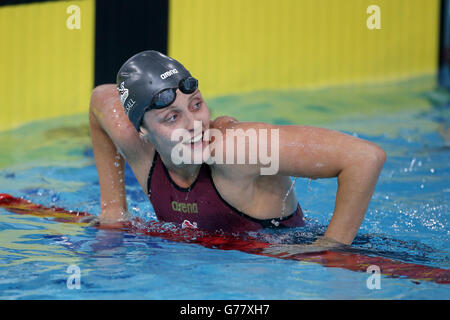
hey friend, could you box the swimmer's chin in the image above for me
[172,138,211,162]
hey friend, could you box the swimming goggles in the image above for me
[150,77,198,109]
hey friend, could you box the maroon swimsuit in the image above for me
[147,151,305,233]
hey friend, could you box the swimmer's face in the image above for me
[140,89,210,160]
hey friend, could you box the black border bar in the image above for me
[94,0,169,86]
[439,0,450,88]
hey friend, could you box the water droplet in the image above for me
[408,158,416,171]
[114,162,120,167]
[430,168,435,173]
[307,178,312,192]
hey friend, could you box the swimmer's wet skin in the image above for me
[147,150,305,233]
[89,50,386,248]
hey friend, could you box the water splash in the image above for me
[302,177,313,214]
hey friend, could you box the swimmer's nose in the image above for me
[184,112,204,133]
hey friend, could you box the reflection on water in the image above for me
[0,212,84,270]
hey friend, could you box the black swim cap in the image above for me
[116,50,193,132]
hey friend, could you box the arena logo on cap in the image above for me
[160,69,178,80]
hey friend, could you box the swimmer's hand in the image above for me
[78,211,131,229]
[262,236,348,257]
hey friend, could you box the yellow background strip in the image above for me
[0,0,95,131]
[169,0,440,98]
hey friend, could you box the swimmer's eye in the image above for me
[193,102,202,110]
[165,113,177,123]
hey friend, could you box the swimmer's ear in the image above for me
[139,128,147,139]
[139,121,148,135]
[139,123,151,141]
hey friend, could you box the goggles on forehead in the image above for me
[150,77,199,109]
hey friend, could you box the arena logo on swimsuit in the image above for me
[160,69,178,80]
[171,200,198,214]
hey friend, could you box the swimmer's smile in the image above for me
[182,131,207,149]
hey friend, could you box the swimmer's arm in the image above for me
[89,86,133,224]
[89,85,154,225]
[219,122,386,245]
[276,125,386,245]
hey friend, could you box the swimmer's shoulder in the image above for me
[209,116,262,179]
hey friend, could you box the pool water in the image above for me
[0,76,449,299]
